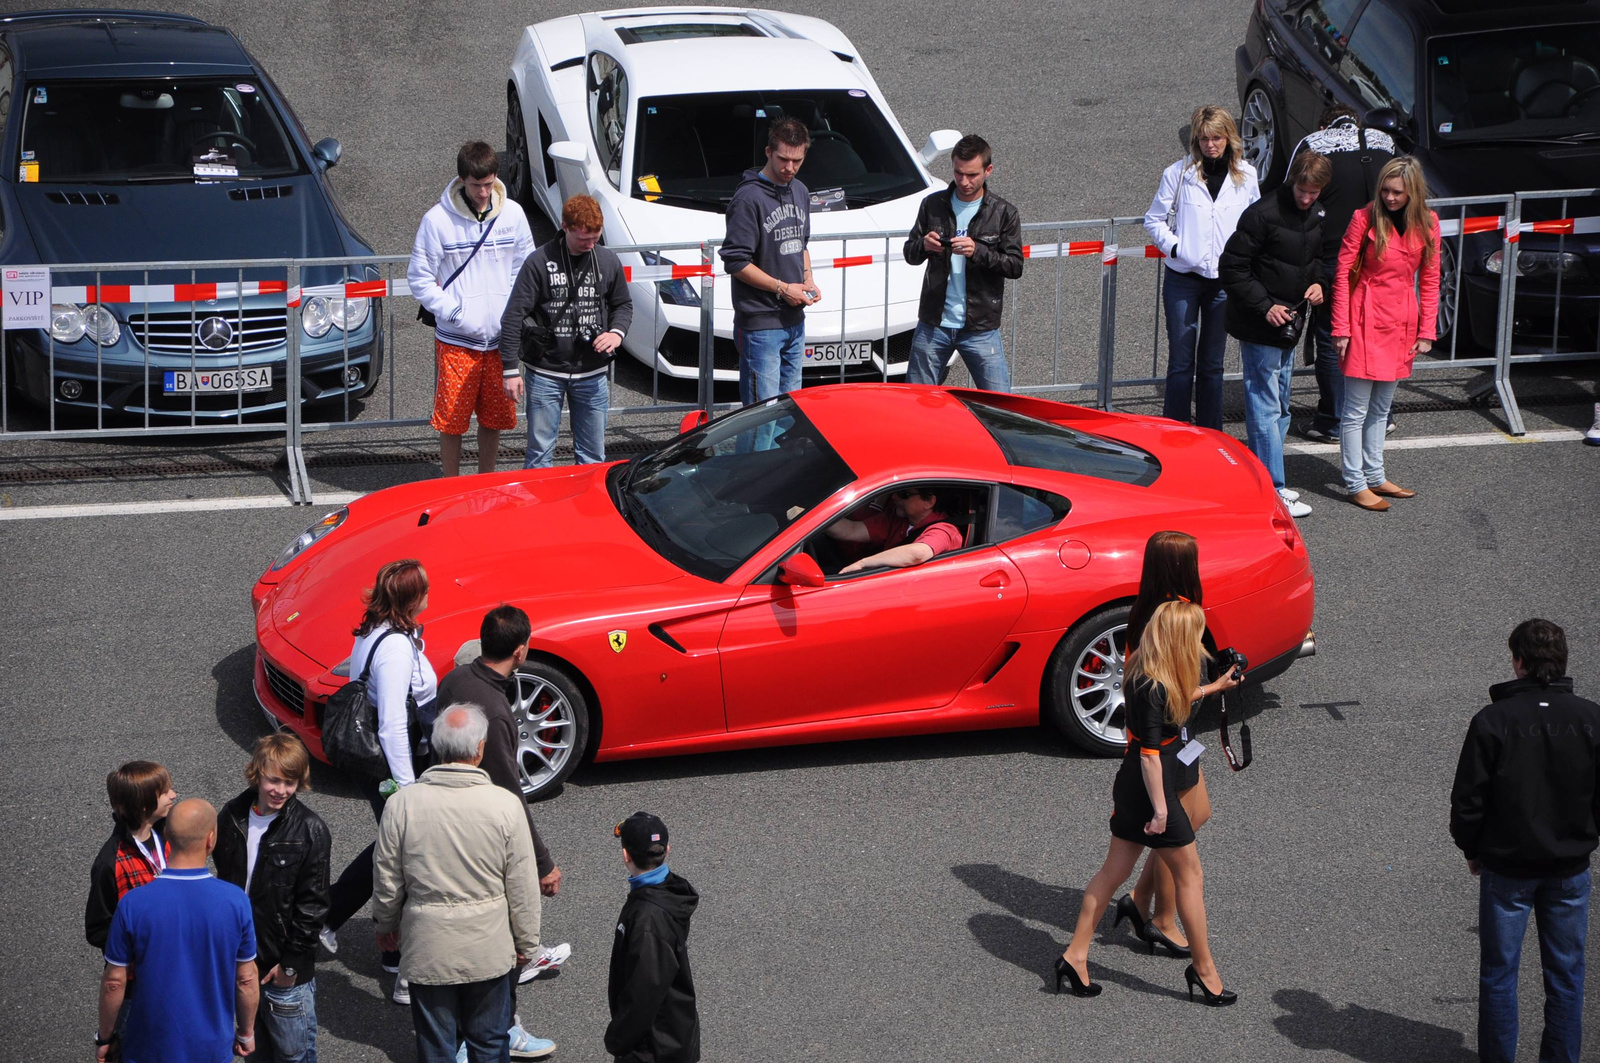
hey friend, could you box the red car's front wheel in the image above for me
[512,661,590,800]
[1044,606,1132,756]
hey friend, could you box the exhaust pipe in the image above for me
[1296,631,1317,659]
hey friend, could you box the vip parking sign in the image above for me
[2,267,50,330]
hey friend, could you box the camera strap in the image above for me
[1217,689,1252,772]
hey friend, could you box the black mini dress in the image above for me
[1109,677,1196,848]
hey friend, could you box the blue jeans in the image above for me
[735,322,805,406]
[1238,341,1297,489]
[1306,254,1345,434]
[905,321,1011,392]
[1478,869,1590,1063]
[524,371,608,468]
[258,979,318,1063]
[1339,376,1398,493]
[411,972,514,1063]
[1161,269,1227,429]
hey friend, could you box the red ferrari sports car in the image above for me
[253,385,1314,798]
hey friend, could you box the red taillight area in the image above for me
[1271,511,1304,554]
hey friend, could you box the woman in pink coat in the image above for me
[1332,156,1440,512]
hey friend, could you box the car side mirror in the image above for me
[777,553,826,588]
[548,140,590,206]
[678,410,709,434]
[920,129,962,166]
[312,137,342,171]
[1363,107,1411,147]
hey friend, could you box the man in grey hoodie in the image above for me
[718,116,821,408]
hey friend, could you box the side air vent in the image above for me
[550,56,582,72]
[45,191,120,205]
[832,50,855,62]
[229,185,295,202]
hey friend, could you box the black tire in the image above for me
[510,660,591,800]
[1042,605,1133,756]
[504,85,533,210]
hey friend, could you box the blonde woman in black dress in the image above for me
[1054,600,1241,1005]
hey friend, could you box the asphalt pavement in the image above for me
[3,0,1600,1061]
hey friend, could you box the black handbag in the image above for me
[1270,299,1311,348]
[417,219,497,329]
[321,629,417,781]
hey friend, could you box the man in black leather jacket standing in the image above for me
[213,734,330,1063]
[903,135,1023,392]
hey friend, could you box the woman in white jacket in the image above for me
[321,559,438,1001]
[1144,107,1260,430]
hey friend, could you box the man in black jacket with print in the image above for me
[607,812,699,1063]
[1451,618,1600,1063]
[903,134,1023,392]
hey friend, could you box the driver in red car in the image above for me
[827,487,963,573]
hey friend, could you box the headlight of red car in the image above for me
[271,506,348,571]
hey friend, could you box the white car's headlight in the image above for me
[302,295,334,338]
[272,506,347,570]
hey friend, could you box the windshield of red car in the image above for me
[18,78,303,183]
[960,398,1162,487]
[629,90,926,212]
[1429,26,1600,142]
[613,398,855,581]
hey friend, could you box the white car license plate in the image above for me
[803,341,872,365]
[163,367,272,394]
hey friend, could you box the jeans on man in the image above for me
[411,972,514,1063]
[1305,253,1344,434]
[524,371,608,468]
[905,321,1011,393]
[1160,270,1227,429]
[1478,869,1590,1063]
[1238,341,1297,488]
[1339,376,1398,493]
[735,322,805,406]
[257,979,318,1063]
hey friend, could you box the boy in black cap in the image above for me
[606,812,700,1063]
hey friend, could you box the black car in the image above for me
[0,10,383,422]
[1236,0,1600,352]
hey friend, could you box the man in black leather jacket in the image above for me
[902,134,1023,392]
[213,734,330,1063]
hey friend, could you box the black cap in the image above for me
[615,811,669,858]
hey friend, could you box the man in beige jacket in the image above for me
[373,703,552,1062]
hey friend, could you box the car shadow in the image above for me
[1272,988,1476,1063]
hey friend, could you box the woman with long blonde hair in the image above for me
[1054,600,1241,1005]
[1332,155,1440,511]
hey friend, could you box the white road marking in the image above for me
[0,428,1586,521]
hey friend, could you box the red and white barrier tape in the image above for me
[49,280,289,303]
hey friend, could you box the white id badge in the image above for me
[1177,739,1204,765]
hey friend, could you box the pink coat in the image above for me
[1331,205,1441,381]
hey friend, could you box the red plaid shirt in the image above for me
[111,833,168,899]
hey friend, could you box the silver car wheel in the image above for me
[1070,623,1129,746]
[1240,87,1277,179]
[1436,238,1459,343]
[511,671,577,796]
[505,92,529,203]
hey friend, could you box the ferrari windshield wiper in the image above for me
[639,190,729,209]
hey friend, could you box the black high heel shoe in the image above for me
[1113,895,1191,958]
[1184,964,1237,1007]
[1143,924,1193,959]
[1053,956,1103,997]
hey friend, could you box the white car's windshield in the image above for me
[1430,26,1600,143]
[631,89,926,212]
[19,78,303,183]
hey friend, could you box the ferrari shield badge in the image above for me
[608,630,628,653]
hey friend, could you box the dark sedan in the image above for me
[1236,0,1600,353]
[0,10,383,422]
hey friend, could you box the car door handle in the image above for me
[979,570,1009,589]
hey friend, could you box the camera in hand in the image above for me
[575,324,598,344]
[1215,646,1248,681]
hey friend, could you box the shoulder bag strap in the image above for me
[440,218,497,293]
[356,628,406,683]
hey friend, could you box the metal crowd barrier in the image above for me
[4,190,1593,503]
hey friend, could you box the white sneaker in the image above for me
[392,976,410,1006]
[518,943,572,984]
[1277,488,1312,518]
[1585,403,1600,446]
[318,926,338,955]
[1277,487,1300,502]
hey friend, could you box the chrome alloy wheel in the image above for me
[1240,86,1277,179]
[511,670,578,796]
[1070,623,1129,747]
[505,90,530,204]
[1436,238,1459,344]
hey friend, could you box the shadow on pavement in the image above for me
[1271,988,1476,1063]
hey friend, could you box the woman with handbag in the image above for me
[1332,156,1440,512]
[1054,600,1242,1004]
[320,559,437,1004]
[1218,150,1332,519]
[1143,106,1259,430]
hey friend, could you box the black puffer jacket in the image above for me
[213,789,331,986]
[1218,183,1327,346]
[903,184,1024,332]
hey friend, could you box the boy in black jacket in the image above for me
[1451,619,1600,1063]
[607,812,700,1063]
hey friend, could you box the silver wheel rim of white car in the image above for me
[1240,87,1276,178]
[1071,623,1129,747]
[511,671,577,795]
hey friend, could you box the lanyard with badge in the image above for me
[132,829,166,873]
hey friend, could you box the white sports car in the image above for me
[505,6,960,382]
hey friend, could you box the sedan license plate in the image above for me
[803,341,872,365]
[163,367,272,394]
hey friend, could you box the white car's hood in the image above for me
[606,189,932,259]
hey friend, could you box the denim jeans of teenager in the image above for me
[905,321,1011,393]
[411,972,514,1063]
[524,370,607,468]
[256,979,318,1063]
[1478,869,1590,1063]
[1238,340,1297,488]
[326,777,400,969]
[735,322,805,406]
[1160,269,1228,429]
[1339,376,1398,493]
[1305,253,1344,433]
